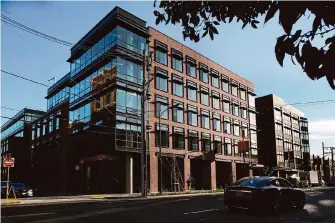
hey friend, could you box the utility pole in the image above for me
[322,142,325,179]
[331,147,334,178]
[141,50,147,197]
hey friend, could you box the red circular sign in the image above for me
[3,157,14,167]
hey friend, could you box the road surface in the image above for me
[2,187,335,223]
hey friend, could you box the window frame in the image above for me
[171,49,183,72]
[155,68,168,92]
[154,40,168,66]
[172,74,184,97]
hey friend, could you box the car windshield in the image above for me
[235,177,271,187]
[11,183,26,189]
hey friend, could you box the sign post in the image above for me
[3,155,15,199]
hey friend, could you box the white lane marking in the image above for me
[184,208,219,215]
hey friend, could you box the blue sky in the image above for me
[1,1,334,155]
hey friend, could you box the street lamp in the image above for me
[239,130,260,177]
[158,102,182,194]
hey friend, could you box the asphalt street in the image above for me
[1,187,335,223]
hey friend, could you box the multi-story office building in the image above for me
[1,108,45,184]
[147,27,259,192]
[256,94,311,177]
[2,7,260,195]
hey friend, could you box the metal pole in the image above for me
[6,167,10,199]
[331,147,334,178]
[322,142,325,180]
[141,50,147,197]
[159,109,162,194]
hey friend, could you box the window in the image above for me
[248,93,255,107]
[186,57,196,78]
[223,118,231,134]
[200,86,209,106]
[173,127,185,150]
[155,41,168,66]
[275,123,282,131]
[284,141,292,151]
[224,138,232,155]
[221,76,229,92]
[250,130,257,144]
[223,97,230,113]
[283,114,291,122]
[37,126,40,137]
[276,138,283,147]
[249,112,256,126]
[233,140,239,156]
[284,127,291,135]
[201,109,210,129]
[231,84,238,96]
[156,95,169,119]
[214,136,222,154]
[213,113,221,132]
[32,129,35,140]
[241,106,247,119]
[212,91,220,110]
[188,130,198,151]
[275,109,282,120]
[232,102,239,116]
[187,81,197,102]
[156,124,169,148]
[155,68,168,92]
[211,70,219,88]
[233,121,240,136]
[240,89,246,100]
[200,68,208,83]
[49,117,53,133]
[173,101,184,123]
[292,118,299,125]
[242,125,248,138]
[172,74,184,97]
[187,105,198,126]
[202,133,211,152]
[171,49,183,72]
[105,92,112,105]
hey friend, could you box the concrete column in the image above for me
[231,162,237,183]
[184,156,191,190]
[249,168,253,177]
[149,153,158,193]
[210,161,217,190]
[126,153,133,194]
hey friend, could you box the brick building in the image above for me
[147,27,259,192]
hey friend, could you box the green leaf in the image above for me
[291,29,302,42]
[242,21,248,29]
[252,20,260,24]
[251,22,258,29]
[229,16,233,23]
[275,35,286,67]
[202,30,208,38]
[213,21,220,26]
[265,2,279,24]
[154,11,160,17]
[155,17,161,25]
[209,30,214,40]
[212,26,218,34]
[311,17,321,40]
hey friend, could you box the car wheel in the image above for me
[296,195,305,210]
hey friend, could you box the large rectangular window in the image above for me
[222,75,229,92]
[173,101,184,123]
[116,89,141,115]
[202,133,211,152]
[155,41,168,66]
[171,49,183,72]
[232,102,239,116]
[186,57,197,78]
[223,118,231,134]
[200,67,209,83]
[187,81,197,102]
[213,113,221,132]
[211,69,220,88]
[212,91,220,110]
[240,89,246,100]
[284,127,292,135]
[249,112,256,126]
[248,93,255,107]
[224,138,232,155]
[250,129,257,144]
[201,109,210,129]
[155,68,168,92]
[188,130,198,151]
[241,106,247,119]
[187,105,198,126]
[242,124,248,138]
[223,97,230,113]
[233,121,240,136]
[173,127,185,150]
[214,135,222,154]
[156,95,169,119]
[156,124,169,148]
[231,84,238,96]
[172,74,184,97]
[200,86,209,106]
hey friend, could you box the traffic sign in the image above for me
[3,157,15,168]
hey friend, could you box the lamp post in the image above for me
[158,102,182,194]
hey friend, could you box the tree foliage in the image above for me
[153,1,335,89]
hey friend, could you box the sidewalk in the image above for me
[1,191,224,207]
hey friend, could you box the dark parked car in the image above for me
[224,176,305,214]
[1,182,33,198]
